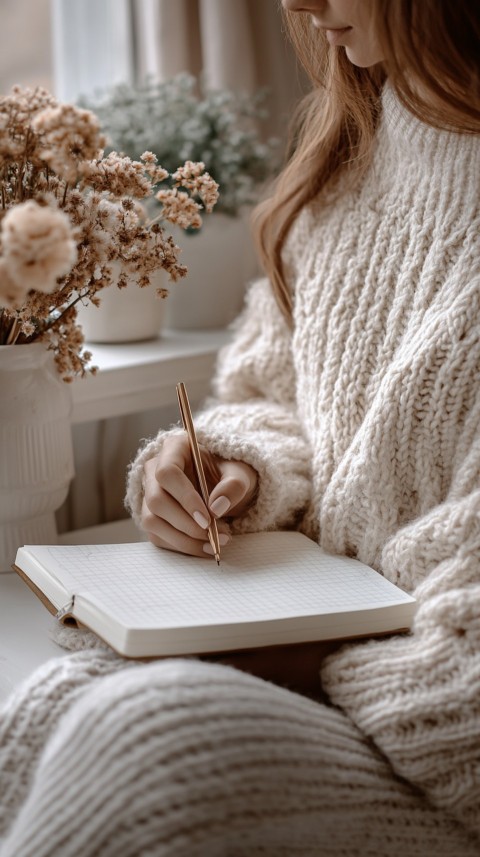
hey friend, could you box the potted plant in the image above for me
[0,84,218,568]
[81,74,281,329]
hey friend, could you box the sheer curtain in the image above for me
[52,0,305,148]
[132,0,305,138]
[59,0,307,531]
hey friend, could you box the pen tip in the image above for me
[215,554,220,566]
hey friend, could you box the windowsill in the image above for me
[71,328,230,424]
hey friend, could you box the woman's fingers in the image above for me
[141,436,232,555]
[209,459,258,519]
[142,497,230,557]
[140,434,258,557]
[143,437,211,534]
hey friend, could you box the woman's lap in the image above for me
[0,653,477,857]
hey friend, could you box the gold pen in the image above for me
[176,381,221,565]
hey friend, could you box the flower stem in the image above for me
[29,292,87,342]
[5,318,21,345]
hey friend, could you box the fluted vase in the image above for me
[0,343,74,571]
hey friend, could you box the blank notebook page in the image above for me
[32,532,413,629]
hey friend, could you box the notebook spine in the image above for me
[55,596,75,621]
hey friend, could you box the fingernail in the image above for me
[210,496,230,517]
[218,533,230,546]
[193,511,209,529]
[203,543,214,555]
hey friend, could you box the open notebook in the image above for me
[14,532,416,658]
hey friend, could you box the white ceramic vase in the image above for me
[165,212,258,330]
[0,343,75,572]
[76,269,167,344]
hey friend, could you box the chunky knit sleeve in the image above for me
[125,277,312,533]
[321,400,480,838]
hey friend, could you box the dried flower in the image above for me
[0,85,218,380]
[79,151,153,198]
[32,104,106,182]
[2,200,77,293]
[171,161,219,213]
[155,189,203,230]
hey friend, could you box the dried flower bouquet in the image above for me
[0,86,219,380]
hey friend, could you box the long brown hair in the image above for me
[253,1,480,321]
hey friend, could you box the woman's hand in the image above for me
[141,434,258,557]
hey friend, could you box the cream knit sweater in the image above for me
[1,85,479,856]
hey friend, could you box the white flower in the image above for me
[80,74,280,216]
[1,200,77,293]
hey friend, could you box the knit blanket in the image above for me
[0,631,479,857]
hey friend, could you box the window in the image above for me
[0,0,133,102]
[51,0,134,102]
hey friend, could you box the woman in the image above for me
[1,2,479,855]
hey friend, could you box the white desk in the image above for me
[1,330,229,705]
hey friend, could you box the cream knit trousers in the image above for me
[1,650,477,857]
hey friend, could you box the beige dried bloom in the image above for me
[0,85,57,170]
[20,319,36,337]
[155,189,202,230]
[79,152,152,198]
[2,200,77,292]
[0,85,218,379]
[32,104,106,182]
[172,160,219,213]
[141,151,169,184]
[8,84,57,115]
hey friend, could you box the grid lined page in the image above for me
[28,532,414,630]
